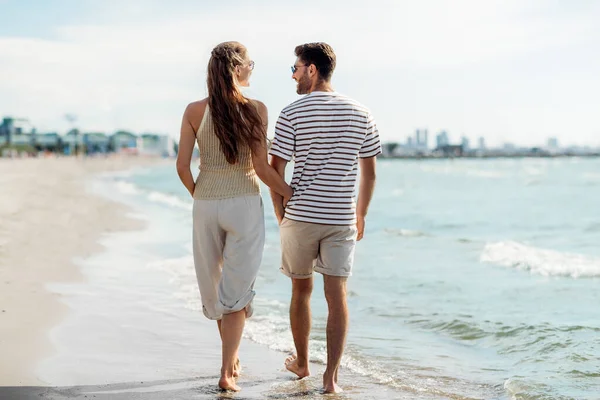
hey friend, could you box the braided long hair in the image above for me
[207,41,264,164]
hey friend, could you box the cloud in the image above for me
[0,0,599,146]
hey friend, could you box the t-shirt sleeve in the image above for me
[359,112,382,158]
[268,111,294,161]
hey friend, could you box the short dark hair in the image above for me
[294,42,336,81]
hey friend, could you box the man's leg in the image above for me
[285,276,313,378]
[322,275,348,393]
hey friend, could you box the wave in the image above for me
[384,228,428,237]
[244,306,489,399]
[480,241,600,278]
[114,181,141,195]
[149,254,489,399]
[147,191,192,211]
[111,178,192,211]
[585,222,600,232]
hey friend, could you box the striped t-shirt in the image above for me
[269,91,381,225]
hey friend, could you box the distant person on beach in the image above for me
[176,41,293,392]
[268,42,381,393]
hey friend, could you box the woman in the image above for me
[176,41,292,392]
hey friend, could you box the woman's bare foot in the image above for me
[284,354,310,379]
[233,358,241,377]
[218,375,240,392]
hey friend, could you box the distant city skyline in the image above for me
[384,128,593,151]
[1,0,600,147]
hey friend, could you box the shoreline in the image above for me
[8,159,405,399]
[0,156,168,386]
[378,153,600,160]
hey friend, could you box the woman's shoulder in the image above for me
[248,99,267,120]
[249,98,266,110]
[185,98,208,115]
[183,98,208,132]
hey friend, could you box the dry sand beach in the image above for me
[0,156,394,400]
[0,156,149,386]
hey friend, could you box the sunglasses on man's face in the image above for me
[291,64,309,73]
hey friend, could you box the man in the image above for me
[268,42,380,393]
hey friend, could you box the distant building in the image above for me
[138,133,176,157]
[478,137,486,150]
[34,133,61,151]
[438,144,463,157]
[547,137,559,149]
[83,132,110,154]
[0,117,33,146]
[415,129,429,149]
[62,129,83,155]
[461,136,470,151]
[110,131,139,153]
[436,130,449,148]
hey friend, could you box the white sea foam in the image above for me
[111,177,192,211]
[481,241,600,278]
[114,181,140,195]
[385,228,428,237]
[466,170,506,178]
[147,191,192,211]
[148,256,200,310]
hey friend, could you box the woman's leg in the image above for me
[216,195,265,391]
[217,320,240,377]
[218,310,246,391]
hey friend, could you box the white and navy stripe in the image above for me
[269,91,381,225]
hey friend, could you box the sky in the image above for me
[1,0,599,148]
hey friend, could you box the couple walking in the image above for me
[176,41,381,393]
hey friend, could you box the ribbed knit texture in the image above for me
[193,105,260,200]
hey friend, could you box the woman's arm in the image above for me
[250,101,293,202]
[176,103,199,197]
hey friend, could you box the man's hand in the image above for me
[356,216,365,241]
[283,193,292,208]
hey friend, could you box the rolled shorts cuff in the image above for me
[216,290,256,318]
[279,266,314,279]
[202,305,222,321]
[314,263,352,278]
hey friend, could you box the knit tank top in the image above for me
[193,104,260,200]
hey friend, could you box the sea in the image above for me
[42,157,600,399]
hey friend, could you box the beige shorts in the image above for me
[279,218,357,279]
[192,195,265,320]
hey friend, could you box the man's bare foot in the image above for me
[233,358,241,377]
[322,381,342,394]
[323,371,342,393]
[218,376,240,392]
[284,354,310,379]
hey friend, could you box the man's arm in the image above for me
[250,102,293,201]
[356,156,377,241]
[269,155,288,224]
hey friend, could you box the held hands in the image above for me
[278,190,293,226]
[356,215,365,241]
[282,186,293,208]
